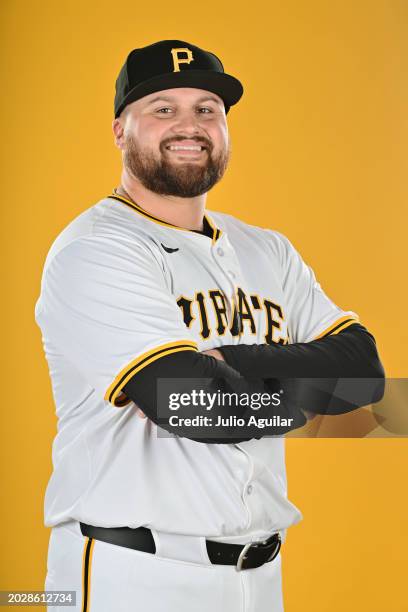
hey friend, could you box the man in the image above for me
[35,40,384,611]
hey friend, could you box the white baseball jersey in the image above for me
[35,192,359,544]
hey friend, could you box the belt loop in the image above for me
[150,529,211,565]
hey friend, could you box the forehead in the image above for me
[138,87,224,107]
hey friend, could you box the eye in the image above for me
[197,107,213,114]
[156,107,173,114]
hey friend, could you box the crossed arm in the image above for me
[123,322,385,442]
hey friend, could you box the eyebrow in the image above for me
[145,95,223,107]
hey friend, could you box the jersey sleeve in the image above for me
[35,235,197,407]
[272,231,360,344]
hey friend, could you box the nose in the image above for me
[171,109,201,135]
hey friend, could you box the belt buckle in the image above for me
[236,533,281,572]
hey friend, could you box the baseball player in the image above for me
[35,40,385,611]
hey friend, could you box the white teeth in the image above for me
[167,145,203,151]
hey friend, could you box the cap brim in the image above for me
[115,70,243,118]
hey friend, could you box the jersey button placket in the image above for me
[233,445,255,530]
[213,237,241,289]
[212,235,244,343]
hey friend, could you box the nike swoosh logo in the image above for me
[161,243,180,254]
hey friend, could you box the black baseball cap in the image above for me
[114,40,244,118]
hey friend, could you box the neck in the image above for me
[117,169,207,231]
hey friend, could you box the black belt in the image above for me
[79,523,281,571]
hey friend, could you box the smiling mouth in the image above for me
[165,144,207,152]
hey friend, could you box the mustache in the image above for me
[161,135,213,152]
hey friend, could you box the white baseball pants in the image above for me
[45,520,284,611]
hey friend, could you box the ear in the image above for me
[112,118,125,149]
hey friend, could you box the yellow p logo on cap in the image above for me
[171,48,194,72]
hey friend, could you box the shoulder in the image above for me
[207,209,293,257]
[41,196,157,275]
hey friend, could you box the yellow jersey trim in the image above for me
[104,339,199,406]
[81,537,95,612]
[313,315,360,340]
[108,191,222,243]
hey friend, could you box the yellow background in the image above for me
[1,0,407,610]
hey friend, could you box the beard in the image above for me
[123,132,230,198]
